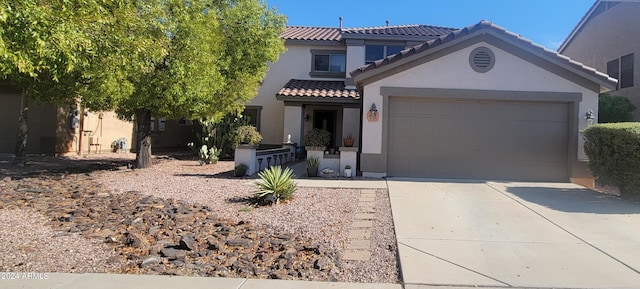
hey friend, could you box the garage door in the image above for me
[388,97,569,181]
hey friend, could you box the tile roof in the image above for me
[351,20,618,90]
[282,26,342,41]
[281,24,458,42]
[341,24,456,38]
[276,79,360,100]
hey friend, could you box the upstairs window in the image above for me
[621,53,634,89]
[365,45,405,64]
[310,50,345,77]
[607,53,634,89]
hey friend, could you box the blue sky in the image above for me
[266,0,595,50]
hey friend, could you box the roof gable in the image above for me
[351,20,617,91]
[558,1,631,53]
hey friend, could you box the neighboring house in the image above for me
[252,20,616,181]
[559,0,640,120]
[0,84,195,155]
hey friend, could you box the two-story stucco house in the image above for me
[248,22,457,148]
[251,20,617,182]
[559,0,640,120]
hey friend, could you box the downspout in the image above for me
[357,87,363,177]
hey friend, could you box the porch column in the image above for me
[283,103,303,145]
[342,107,360,147]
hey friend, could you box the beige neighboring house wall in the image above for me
[248,44,347,144]
[559,1,640,120]
[0,85,136,155]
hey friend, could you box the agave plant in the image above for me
[254,166,297,205]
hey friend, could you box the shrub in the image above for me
[189,116,250,161]
[234,163,248,177]
[187,143,221,165]
[583,123,640,196]
[304,128,331,147]
[254,166,297,205]
[234,125,262,146]
[599,93,636,123]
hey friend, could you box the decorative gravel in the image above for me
[0,153,400,283]
[0,208,119,273]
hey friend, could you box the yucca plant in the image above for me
[254,166,297,204]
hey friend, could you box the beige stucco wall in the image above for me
[561,2,640,120]
[0,86,62,154]
[72,110,135,154]
[248,43,347,144]
[283,105,303,145]
[346,44,365,85]
[362,42,599,161]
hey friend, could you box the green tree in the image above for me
[0,0,102,164]
[82,0,285,168]
[598,93,637,123]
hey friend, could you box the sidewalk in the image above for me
[0,273,403,289]
[288,161,388,189]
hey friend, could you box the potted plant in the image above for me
[344,165,352,178]
[343,133,354,147]
[234,125,262,147]
[306,156,319,177]
[304,128,331,150]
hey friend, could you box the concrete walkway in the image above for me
[387,178,640,289]
[0,273,402,289]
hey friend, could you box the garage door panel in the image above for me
[388,98,568,181]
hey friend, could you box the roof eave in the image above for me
[284,39,343,46]
[558,0,602,53]
[276,95,361,103]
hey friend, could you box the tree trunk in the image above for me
[135,109,153,168]
[14,91,29,166]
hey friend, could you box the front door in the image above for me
[313,110,336,147]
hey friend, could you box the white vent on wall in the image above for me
[469,47,495,73]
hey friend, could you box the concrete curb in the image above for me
[0,273,403,289]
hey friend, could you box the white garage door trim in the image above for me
[359,87,581,181]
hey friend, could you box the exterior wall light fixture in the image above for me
[585,110,594,126]
[367,103,379,122]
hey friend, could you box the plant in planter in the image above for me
[344,165,352,178]
[304,128,331,149]
[306,156,319,177]
[234,125,262,147]
[234,163,248,177]
[343,133,354,147]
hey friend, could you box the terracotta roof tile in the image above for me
[282,26,342,41]
[341,24,456,38]
[276,79,359,99]
[351,20,617,89]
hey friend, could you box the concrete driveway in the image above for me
[387,179,640,288]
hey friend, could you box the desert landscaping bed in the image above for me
[0,153,399,283]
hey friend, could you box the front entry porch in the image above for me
[276,79,361,175]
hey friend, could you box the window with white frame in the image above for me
[365,45,405,64]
